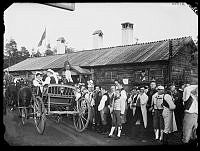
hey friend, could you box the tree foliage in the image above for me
[33,50,42,57]
[65,47,75,54]
[45,49,54,56]
[187,2,198,15]
[3,39,30,69]
[44,43,54,56]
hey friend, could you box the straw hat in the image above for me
[47,69,54,74]
[157,85,164,90]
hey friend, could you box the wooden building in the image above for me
[5,36,197,92]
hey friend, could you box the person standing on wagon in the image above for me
[64,60,73,84]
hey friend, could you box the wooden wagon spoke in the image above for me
[82,109,88,116]
[80,116,85,127]
[81,115,87,122]
[78,117,82,129]
[75,117,79,129]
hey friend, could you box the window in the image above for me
[133,69,149,82]
[105,71,111,79]
[111,71,118,80]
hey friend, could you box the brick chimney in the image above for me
[121,22,134,45]
[92,30,103,49]
[56,37,66,54]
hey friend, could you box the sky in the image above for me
[4,3,198,54]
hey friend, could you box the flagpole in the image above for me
[45,25,47,50]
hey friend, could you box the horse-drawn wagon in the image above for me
[17,84,91,134]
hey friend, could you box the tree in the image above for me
[191,36,198,66]
[45,49,54,56]
[4,39,18,69]
[65,47,75,54]
[3,39,31,69]
[18,46,30,61]
[44,43,54,56]
[187,2,198,15]
[53,47,57,55]
[33,50,42,57]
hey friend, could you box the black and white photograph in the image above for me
[3,2,198,147]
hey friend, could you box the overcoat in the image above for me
[132,93,148,128]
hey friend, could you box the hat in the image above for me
[140,87,145,90]
[36,72,42,76]
[47,69,54,74]
[54,72,59,75]
[150,79,156,82]
[82,87,87,91]
[88,84,94,88]
[132,86,138,90]
[157,86,164,90]
[144,86,149,89]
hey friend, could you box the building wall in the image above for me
[92,44,196,91]
[92,61,168,92]
[170,44,196,85]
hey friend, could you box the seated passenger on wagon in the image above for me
[53,71,59,84]
[33,72,43,96]
[42,69,57,94]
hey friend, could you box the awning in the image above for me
[71,66,91,75]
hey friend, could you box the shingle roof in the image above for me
[6,36,194,72]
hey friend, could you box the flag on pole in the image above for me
[38,28,46,47]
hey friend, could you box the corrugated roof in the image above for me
[7,55,63,71]
[6,36,194,72]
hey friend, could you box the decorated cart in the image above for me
[18,84,91,134]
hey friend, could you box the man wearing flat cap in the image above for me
[151,85,176,144]
[151,86,165,141]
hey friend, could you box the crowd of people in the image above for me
[73,79,198,145]
[3,68,198,145]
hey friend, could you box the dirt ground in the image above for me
[3,108,186,146]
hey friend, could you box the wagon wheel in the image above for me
[73,97,91,132]
[33,96,46,134]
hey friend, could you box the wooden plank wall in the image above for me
[92,62,168,92]
[170,44,194,85]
